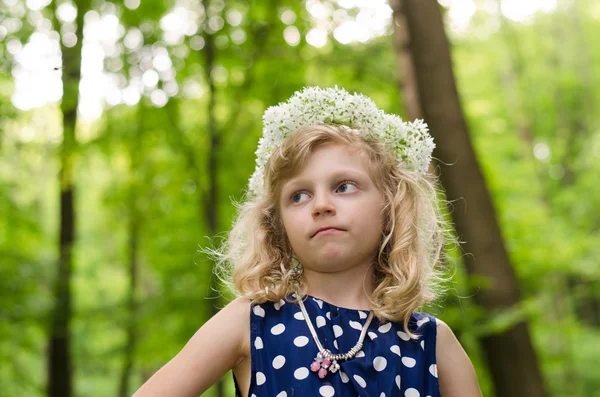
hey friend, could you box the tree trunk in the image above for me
[118,200,140,397]
[118,104,145,397]
[389,1,547,396]
[202,2,224,396]
[47,1,89,396]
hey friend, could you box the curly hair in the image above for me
[206,124,455,338]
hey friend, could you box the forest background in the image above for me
[1,0,599,396]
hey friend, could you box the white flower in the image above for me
[248,86,435,198]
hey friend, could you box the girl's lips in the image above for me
[314,228,342,236]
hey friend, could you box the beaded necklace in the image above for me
[296,296,374,379]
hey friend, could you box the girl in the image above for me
[133,87,482,397]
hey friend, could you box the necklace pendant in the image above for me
[329,360,340,373]
[318,367,328,379]
[296,296,374,381]
[310,359,321,372]
[310,352,340,378]
[310,353,324,374]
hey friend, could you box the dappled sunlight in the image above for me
[5,0,561,119]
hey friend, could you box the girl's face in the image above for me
[279,142,385,274]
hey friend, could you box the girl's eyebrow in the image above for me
[285,170,369,190]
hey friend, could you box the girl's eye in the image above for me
[291,192,309,204]
[289,181,357,204]
[337,181,357,193]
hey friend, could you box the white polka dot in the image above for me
[405,388,420,397]
[340,371,349,383]
[395,375,401,389]
[333,325,344,338]
[359,311,367,319]
[313,298,323,308]
[256,372,266,386]
[380,393,386,397]
[294,367,309,380]
[294,311,305,320]
[274,299,286,310]
[373,356,387,371]
[356,351,365,358]
[319,385,335,396]
[402,357,416,368]
[417,317,430,327]
[333,340,338,349]
[378,322,392,333]
[272,355,286,369]
[294,336,309,347]
[271,323,285,335]
[316,316,326,328]
[421,340,425,350]
[368,332,378,340]
[276,392,287,397]
[397,330,410,341]
[353,375,367,388]
[349,321,363,331]
[326,311,331,320]
[429,364,438,378]
[254,337,263,349]
[253,305,265,317]
[252,394,257,397]
[390,345,401,356]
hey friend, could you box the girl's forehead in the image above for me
[275,140,381,198]
[285,167,371,187]
[283,147,373,186]
[302,142,364,165]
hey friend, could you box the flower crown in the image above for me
[248,86,435,198]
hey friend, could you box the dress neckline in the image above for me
[298,293,373,314]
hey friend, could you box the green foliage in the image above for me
[1,1,600,396]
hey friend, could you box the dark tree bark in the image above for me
[201,1,224,396]
[47,1,89,396]
[118,104,145,397]
[118,199,141,397]
[389,1,548,396]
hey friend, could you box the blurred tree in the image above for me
[389,0,547,396]
[117,102,145,397]
[45,0,90,396]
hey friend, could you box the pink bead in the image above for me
[310,361,321,372]
[323,359,331,367]
[318,368,328,379]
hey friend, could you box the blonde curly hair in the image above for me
[207,124,454,338]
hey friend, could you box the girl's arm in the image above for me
[436,319,483,397]
[132,296,250,397]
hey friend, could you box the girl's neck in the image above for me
[302,264,374,311]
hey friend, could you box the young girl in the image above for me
[133,87,482,397]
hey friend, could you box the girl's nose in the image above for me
[311,193,336,217]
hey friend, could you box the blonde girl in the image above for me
[133,87,482,397]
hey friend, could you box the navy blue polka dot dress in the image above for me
[234,295,441,397]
